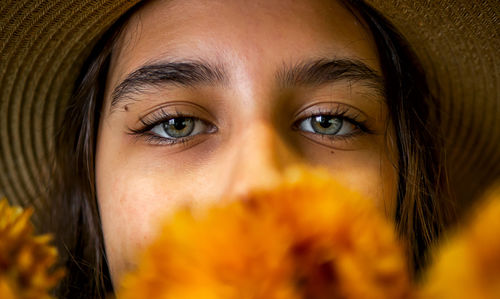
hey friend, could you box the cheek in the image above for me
[94,128,182,285]
[299,137,398,216]
[95,157,165,286]
[338,148,398,217]
[95,139,224,285]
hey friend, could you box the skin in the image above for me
[95,0,398,286]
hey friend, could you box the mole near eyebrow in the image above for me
[110,60,227,111]
[277,58,385,96]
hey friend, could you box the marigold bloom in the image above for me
[119,167,411,299]
[418,185,500,299]
[0,199,64,299]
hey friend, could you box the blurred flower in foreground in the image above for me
[418,184,500,299]
[119,167,411,299]
[0,199,64,299]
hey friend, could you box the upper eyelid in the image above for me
[298,108,354,119]
[293,101,367,119]
[291,105,366,128]
[140,109,197,123]
[136,101,218,125]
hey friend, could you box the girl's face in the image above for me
[96,0,397,285]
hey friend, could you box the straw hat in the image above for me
[0,1,498,217]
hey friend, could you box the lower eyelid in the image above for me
[298,131,366,151]
[140,133,195,147]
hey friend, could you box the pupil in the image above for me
[172,118,186,130]
[164,117,195,138]
[311,115,342,135]
[319,116,333,128]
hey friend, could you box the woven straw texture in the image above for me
[366,0,500,205]
[0,0,499,217]
[0,0,140,218]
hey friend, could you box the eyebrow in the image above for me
[110,60,226,110]
[110,58,384,112]
[276,58,384,94]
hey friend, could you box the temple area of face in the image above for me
[109,57,385,113]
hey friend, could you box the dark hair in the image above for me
[47,1,456,296]
[341,0,456,273]
[47,10,133,298]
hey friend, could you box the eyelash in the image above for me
[292,106,373,142]
[127,108,214,146]
[127,106,373,146]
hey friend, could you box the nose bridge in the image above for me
[224,120,300,197]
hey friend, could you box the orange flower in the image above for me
[119,167,410,299]
[418,185,500,299]
[0,199,64,299]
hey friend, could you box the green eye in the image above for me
[310,115,342,135]
[151,117,206,139]
[164,117,194,138]
[299,115,348,135]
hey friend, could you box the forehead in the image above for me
[109,0,380,92]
